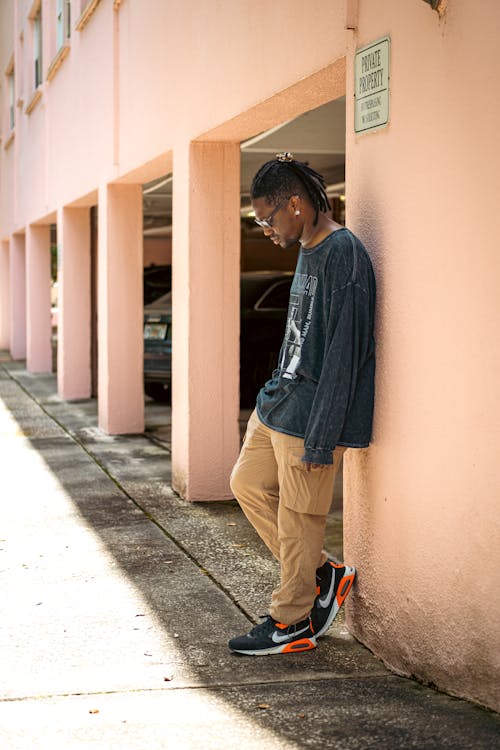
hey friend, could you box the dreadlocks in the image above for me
[250,152,331,226]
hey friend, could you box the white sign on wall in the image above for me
[354,36,390,134]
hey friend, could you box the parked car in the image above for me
[143,264,171,306]
[143,270,293,405]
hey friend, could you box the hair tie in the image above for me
[276,152,294,163]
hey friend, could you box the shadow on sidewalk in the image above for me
[2,361,499,749]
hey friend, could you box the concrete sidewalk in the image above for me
[1,356,499,749]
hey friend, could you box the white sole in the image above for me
[230,636,317,656]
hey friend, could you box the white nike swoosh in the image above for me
[318,574,336,609]
[271,624,310,644]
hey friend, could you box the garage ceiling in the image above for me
[143,97,346,237]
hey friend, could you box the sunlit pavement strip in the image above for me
[0,403,172,697]
[0,691,302,750]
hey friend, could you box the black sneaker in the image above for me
[229,615,317,656]
[311,561,356,638]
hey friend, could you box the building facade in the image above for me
[0,0,499,712]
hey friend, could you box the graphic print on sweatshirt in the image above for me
[278,272,318,379]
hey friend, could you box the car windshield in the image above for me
[143,266,172,305]
[256,280,292,310]
[145,292,171,311]
[240,276,291,309]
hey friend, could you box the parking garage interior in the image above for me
[140,96,347,511]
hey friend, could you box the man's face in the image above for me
[252,196,302,249]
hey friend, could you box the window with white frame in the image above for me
[56,0,71,51]
[8,68,15,130]
[75,1,103,32]
[34,6,42,88]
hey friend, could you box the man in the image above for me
[229,152,376,656]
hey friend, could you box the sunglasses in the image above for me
[254,197,292,228]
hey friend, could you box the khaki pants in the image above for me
[230,410,346,625]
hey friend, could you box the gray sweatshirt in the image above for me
[256,227,376,464]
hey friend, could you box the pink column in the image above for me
[0,240,10,350]
[171,141,240,501]
[97,183,144,434]
[25,225,52,373]
[57,207,91,399]
[9,234,26,361]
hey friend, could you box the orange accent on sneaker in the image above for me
[275,622,288,629]
[281,638,316,653]
[316,585,321,595]
[336,574,355,606]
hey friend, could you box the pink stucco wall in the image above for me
[343,0,500,711]
[143,238,171,268]
[0,240,9,349]
[0,0,498,711]
[25,223,52,373]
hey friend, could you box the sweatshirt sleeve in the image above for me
[302,277,373,465]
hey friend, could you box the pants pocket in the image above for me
[280,448,336,516]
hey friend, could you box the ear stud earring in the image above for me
[295,210,300,215]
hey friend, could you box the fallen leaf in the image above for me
[298,713,306,719]
[89,709,99,715]
[163,674,174,682]
[257,703,270,710]
[232,543,247,548]
[227,522,236,527]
